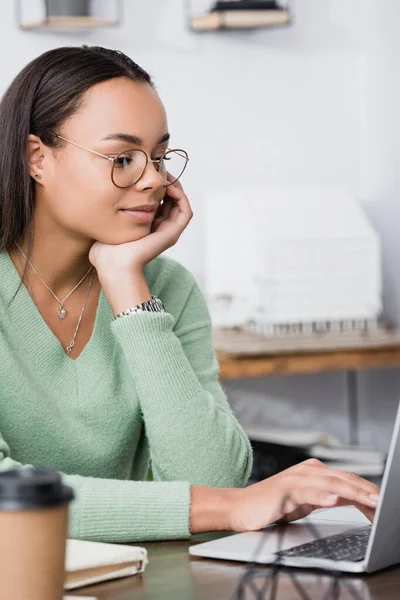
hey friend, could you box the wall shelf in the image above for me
[17,0,122,32]
[187,0,291,32]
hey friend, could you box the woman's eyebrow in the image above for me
[101,132,170,146]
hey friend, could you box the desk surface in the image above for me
[217,347,400,378]
[70,533,400,600]
[213,327,400,378]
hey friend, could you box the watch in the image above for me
[113,295,166,321]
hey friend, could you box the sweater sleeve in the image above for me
[0,432,190,542]
[110,269,253,489]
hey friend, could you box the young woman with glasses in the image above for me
[0,46,379,543]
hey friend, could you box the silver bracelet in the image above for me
[113,295,166,321]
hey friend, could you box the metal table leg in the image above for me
[346,370,359,446]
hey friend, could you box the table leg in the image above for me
[346,370,359,446]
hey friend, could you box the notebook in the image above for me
[65,539,148,590]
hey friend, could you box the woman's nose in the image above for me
[135,159,164,191]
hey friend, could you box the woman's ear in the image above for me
[27,134,45,182]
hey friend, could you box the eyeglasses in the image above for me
[53,133,189,189]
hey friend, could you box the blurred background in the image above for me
[5,0,400,466]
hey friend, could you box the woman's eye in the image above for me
[115,155,133,168]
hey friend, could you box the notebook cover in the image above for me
[65,562,144,590]
[65,539,148,590]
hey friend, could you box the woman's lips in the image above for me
[120,209,156,223]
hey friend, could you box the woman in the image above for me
[0,46,379,542]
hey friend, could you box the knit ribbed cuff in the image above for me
[62,473,191,543]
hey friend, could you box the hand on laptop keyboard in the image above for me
[228,458,380,533]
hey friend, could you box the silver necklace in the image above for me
[14,241,94,320]
[66,269,95,355]
[12,247,96,356]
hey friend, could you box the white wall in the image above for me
[2,0,400,449]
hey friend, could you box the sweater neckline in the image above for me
[0,250,116,386]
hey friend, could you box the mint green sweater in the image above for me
[0,250,252,542]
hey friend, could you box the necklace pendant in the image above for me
[58,307,67,320]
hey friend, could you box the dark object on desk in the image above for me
[249,437,385,483]
[250,439,310,481]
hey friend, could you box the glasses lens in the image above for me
[158,150,188,186]
[112,150,147,188]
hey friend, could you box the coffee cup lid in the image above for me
[0,467,74,510]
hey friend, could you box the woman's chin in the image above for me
[105,229,152,245]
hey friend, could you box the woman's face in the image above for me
[38,77,169,245]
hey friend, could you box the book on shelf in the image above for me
[211,1,284,10]
[191,6,290,31]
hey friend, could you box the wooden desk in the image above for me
[216,347,400,379]
[213,327,400,445]
[69,533,400,599]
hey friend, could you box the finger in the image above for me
[151,218,165,231]
[164,173,184,196]
[166,184,191,210]
[335,498,376,523]
[354,503,375,523]
[167,202,182,223]
[159,198,174,219]
[299,460,380,496]
[303,465,380,497]
[313,475,378,508]
[281,499,375,526]
[151,197,178,233]
[288,475,379,509]
[286,487,341,510]
[164,178,193,218]
[317,468,380,496]
[166,173,183,190]
[164,194,192,228]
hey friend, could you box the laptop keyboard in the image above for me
[277,525,372,562]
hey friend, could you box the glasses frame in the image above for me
[53,133,189,189]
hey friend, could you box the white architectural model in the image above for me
[205,186,381,333]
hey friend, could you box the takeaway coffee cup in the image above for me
[0,467,74,600]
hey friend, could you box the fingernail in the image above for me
[326,494,338,502]
[369,494,379,503]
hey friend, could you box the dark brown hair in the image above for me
[0,45,154,306]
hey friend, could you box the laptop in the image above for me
[190,402,400,573]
